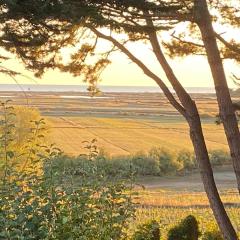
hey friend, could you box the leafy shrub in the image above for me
[0,102,49,173]
[177,150,197,172]
[209,150,230,166]
[202,231,223,240]
[97,155,133,177]
[132,152,160,176]
[167,215,199,240]
[0,102,135,240]
[150,148,181,175]
[131,220,160,240]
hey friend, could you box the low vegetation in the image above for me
[0,103,238,239]
[52,147,231,178]
[0,103,134,239]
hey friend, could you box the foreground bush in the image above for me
[131,220,160,240]
[167,215,199,240]
[0,102,135,240]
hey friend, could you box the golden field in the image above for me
[48,116,228,156]
[0,91,230,155]
[0,91,239,238]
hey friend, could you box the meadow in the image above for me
[0,91,239,239]
[132,170,240,238]
[133,190,240,238]
[1,91,228,156]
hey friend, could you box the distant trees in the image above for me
[0,1,240,238]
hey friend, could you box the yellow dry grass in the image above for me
[47,116,228,156]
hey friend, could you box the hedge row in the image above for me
[52,148,231,178]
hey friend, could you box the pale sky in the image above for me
[1,46,239,89]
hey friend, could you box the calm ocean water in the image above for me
[0,84,216,93]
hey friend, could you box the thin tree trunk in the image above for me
[142,20,238,238]
[194,0,240,193]
[89,27,238,239]
[186,103,238,240]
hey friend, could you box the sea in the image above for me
[0,84,217,93]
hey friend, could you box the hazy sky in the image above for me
[1,47,239,88]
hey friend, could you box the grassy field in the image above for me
[0,91,229,156]
[0,91,239,238]
[133,198,240,239]
[48,116,228,156]
[131,171,240,238]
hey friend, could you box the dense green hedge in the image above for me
[52,147,230,178]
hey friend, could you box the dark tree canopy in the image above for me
[1,0,239,72]
[1,1,240,239]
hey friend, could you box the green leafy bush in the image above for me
[132,152,160,176]
[209,150,230,166]
[202,231,224,240]
[177,150,197,172]
[131,220,160,240]
[97,155,133,177]
[150,148,182,175]
[0,102,135,240]
[167,215,199,240]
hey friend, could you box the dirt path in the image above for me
[137,167,238,191]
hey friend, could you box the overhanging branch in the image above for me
[89,27,186,117]
[215,32,240,55]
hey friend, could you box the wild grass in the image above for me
[48,117,228,156]
[130,190,240,239]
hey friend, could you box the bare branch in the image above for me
[215,32,240,54]
[89,27,187,117]
[171,32,204,48]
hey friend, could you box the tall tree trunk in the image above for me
[194,0,240,193]
[89,27,238,240]
[143,21,238,238]
[186,103,238,240]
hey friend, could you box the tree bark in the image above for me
[89,27,238,240]
[143,20,238,239]
[194,0,240,193]
[186,103,238,240]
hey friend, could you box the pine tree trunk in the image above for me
[194,0,240,193]
[186,103,238,240]
[90,26,238,240]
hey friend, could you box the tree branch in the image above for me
[171,32,205,48]
[89,27,187,117]
[215,32,240,54]
[144,14,195,113]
